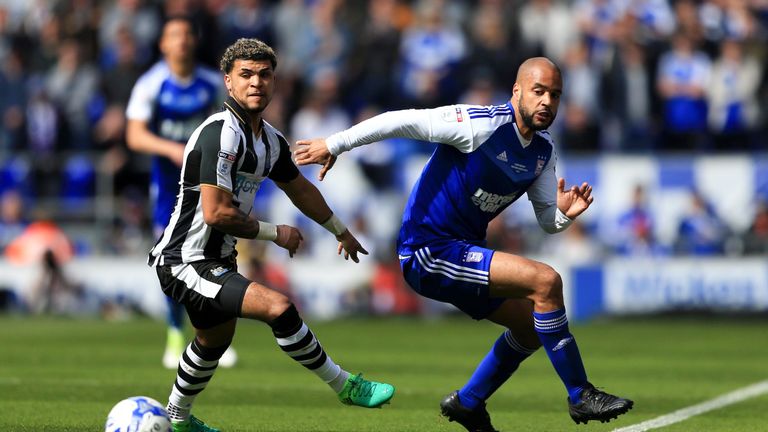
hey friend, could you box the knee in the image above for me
[531,265,563,306]
[265,294,293,323]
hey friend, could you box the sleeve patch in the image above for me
[218,151,236,162]
[439,107,464,123]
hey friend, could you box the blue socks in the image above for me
[534,308,588,404]
[458,330,536,409]
[166,297,185,330]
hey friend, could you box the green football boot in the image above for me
[171,415,220,432]
[337,373,395,408]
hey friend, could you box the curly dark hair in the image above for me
[219,38,277,73]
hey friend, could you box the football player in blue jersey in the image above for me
[295,57,633,430]
[126,16,237,369]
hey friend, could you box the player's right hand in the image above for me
[294,138,337,181]
[274,224,303,257]
[335,230,369,263]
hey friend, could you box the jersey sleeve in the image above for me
[326,105,476,155]
[125,72,160,122]
[268,135,300,183]
[199,120,239,192]
[527,151,573,233]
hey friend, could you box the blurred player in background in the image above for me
[296,57,633,431]
[149,38,394,432]
[126,16,237,369]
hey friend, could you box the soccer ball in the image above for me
[105,396,172,432]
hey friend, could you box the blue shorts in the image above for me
[399,240,504,320]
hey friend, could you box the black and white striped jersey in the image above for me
[149,96,299,266]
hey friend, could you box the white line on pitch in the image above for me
[612,379,768,432]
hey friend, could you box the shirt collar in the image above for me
[223,96,252,130]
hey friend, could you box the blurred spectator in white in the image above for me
[45,38,99,149]
[273,0,311,80]
[674,189,729,255]
[706,38,761,150]
[518,0,574,63]
[573,0,626,68]
[604,39,653,151]
[99,0,160,65]
[396,0,466,107]
[624,0,675,44]
[541,220,603,265]
[561,38,601,151]
[295,0,351,85]
[700,0,758,45]
[656,32,711,150]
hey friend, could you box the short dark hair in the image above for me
[219,38,277,73]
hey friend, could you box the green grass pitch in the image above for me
[1,314,766,431]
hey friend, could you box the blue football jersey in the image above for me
[127,62,223,229]
[326,102,571,255]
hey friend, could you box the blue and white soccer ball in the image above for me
[105,396,172,432]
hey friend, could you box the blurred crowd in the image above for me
[1,0,768,280]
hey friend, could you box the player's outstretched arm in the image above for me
[275,173,369,262]
[556,178,594,219]
[294,138,337,181]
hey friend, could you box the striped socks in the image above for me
[167,338,228,422]
[270,304,350,393]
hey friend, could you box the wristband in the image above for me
[321,214,347,236]
[255,221,278,241]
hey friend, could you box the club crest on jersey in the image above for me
[535,156,546,175]
[210,266,230,277]
[464,251,484,263]
[218,159,232,175]
[471,187,517,213]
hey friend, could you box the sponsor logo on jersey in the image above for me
[512,162,528,172]
[210,266,230,277]
[233,174,260,194]
[464,251,484,263]
[159,117,204,142]
[496,151,508,162]
[471,187,517,213]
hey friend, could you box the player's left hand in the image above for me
[294,138,337,181]
[335,229,369,263]
[557,178,594,219]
